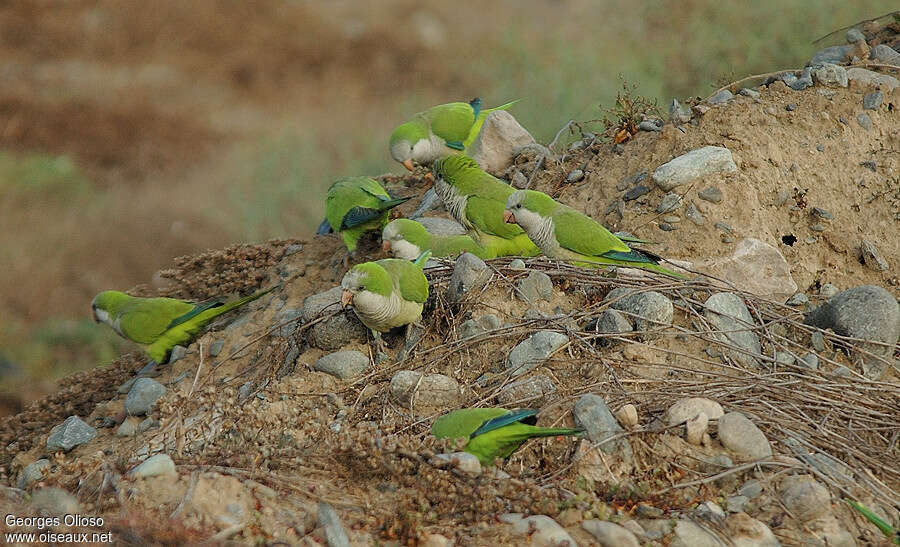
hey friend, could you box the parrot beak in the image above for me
[382,240,392,252]
[503,210,516,224]
[423,172,435,189]
[402,159,415,172]
[341,290,353,308]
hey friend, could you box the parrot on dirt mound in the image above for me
[389,98,519,171]
[503,189,686,278]
[317,177,412,253]
[430,154,540,258]
[431,408,583,467]
[382,218,492,260]
[340,251,430,352]
[91,285,276,375]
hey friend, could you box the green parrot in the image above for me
[430,154,540,258]
[431,408,583,467]
[381,218,493,260]
[340,251,431,351]
[317,177,412,253]
[91,285,276,373]
[389,97,519,171]
[503,189,686,278]
[846,500,899,545]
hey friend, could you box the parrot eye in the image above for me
[516,204,522,209]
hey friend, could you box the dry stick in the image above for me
[811,11,900,44]
[653,460,799,495]
[188,343,204,398]
[525,120,575,190]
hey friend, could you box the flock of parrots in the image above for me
[88,98,689,466]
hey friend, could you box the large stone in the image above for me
[46,416,97,452]
[317,502,351,547]
[846,67,900,92]
[700,238,796,298]
[17,459,50,489]
[507,331,569,377]
[703,292,762,367]
[605,288,673,334]
[585,309,633,343]
[468,111,536,176]
[447,253,491,302]
[501,513,576,547]
[302,287,368,350]
[389,371,460,412]
[652,146,738,191]
[125,377,167,416]
[497,374,556,405]
[665,397,724,425]
[314,350,370,380]
[804,285,899,379]
[725,513,780,547]
[779,475,831,522]
[807,46,852,66]
[812,63,849,87]
[573,394,632,461]
[130,454,177,478]
[517,271,553,303]
[459,313,502,339]
[718,412,772,460]
[582,520,640,547]
[671,519,722,547]
[870,44,900,65]
[30,487,80,516]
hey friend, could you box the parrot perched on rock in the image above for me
[430,154,540,257]
[389,98,519,171]
[431,408,583,467]
[340,251,431,351]
[503,189,686,278]
[317,177,411,253]
[382,218,492,260]
[91,285,276,375]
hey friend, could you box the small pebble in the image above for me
[639,119,663,132]
[566,169,585,183]
[508,258,526,270]
[698,186,723,203]
[714,221,732,233]
[739,480,763,498]
[811,331,825,352]
[785,103,797,111]
[623,185,650,201]
[658,222,675,231]
[856,113,873,130]
[657,192,683,213]
[685,203,705,225]
[846,29,865,44]
[663,215,681,223]
[863,91,883,111]
[819,283,839,298]
[816,144,824,152]
[811,207,833,220]
[739,88,760,99]
[800,353,819,370]
[708,89,733,105]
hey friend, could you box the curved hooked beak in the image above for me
[401,159,415,172]
[503,209,516,224]
[341,290,353,308]
[382,240,392,252]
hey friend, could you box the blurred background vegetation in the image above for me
[0,0,893,412]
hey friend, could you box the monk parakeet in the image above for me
[92,286,275,373]
[340,251,430,351]
[317,177,411,253]
[389,98,519,171]
[431,408,583,467]
[382,219,492,260]
[503,190,686,278]
[430,154,540,257]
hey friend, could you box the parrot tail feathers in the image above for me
[316,218,333,234]
[484,98,521,115]
[468,97,482,118]
[413,250,433,268]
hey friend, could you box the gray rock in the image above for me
[117,377,137,394]
[785,102,798,111]
[847,67,900,92]
[502,513,576,546]
[586,309,633,343]
[703,292,762,367]
[302,287,368,350]
[808,46,851,66]
[116,418,138,437]
[168,345,188,364]
[799,353,819,370]
[698,186,723,203]
[468,111,536,176]
[779,475,831,522]
[573,394,632,461]
[17,459,50,489]
[30,487,80,516]
[671,519,722,547]
[739,88,760,99]
[685,202,705,225]
[787,68,813,91]
[775,351,796,366]
[273,307,303,338]
[860,240,889,271]
[389,371,460,411]
[566,168,585,183]
[208,339,225,357]
[718,412,772,460]
[708,89,733,105]
[430,452,482,477]
[857,112,873,131]
[508,258,526,270]
[458,313,502,339]
[811,331,825,352]
[669,99,692,123]
[517,271,553,303]
[663,215,681,223]
[606,288,674,335]
[714,221,732,233]
[804,285,899,379]
[696,501,726,521]
[317,502,351,547]
[314,350,370,380]
[582,520,640,547]
[863,91,884,111]
[497,374,556,405]
[47,416,97,452]
[725,513,780,547]
[139,417,158,433]
[812,63,849,87]
[658,222,675,232]
[786,293,809,307]
[507,330,569,376]
[657,192,684,213]
[653,146,738,191]
[871,44,900,65]
[739,479,763,498]
[447,253,491,302]
[820,283,839,298]
[125,377,167,416]
[665,397,724,425]
[639,119,663,132]
[845,29,865,43]
[623,184,650,201]
[130,454,177,478]
[416,216,466,236]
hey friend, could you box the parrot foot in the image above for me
[135,360,162,378]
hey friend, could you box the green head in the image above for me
[341,262,393,308]
[382,219,429,260]
[431,154,480,182]
[389,121,429,168]
[504,190,556,230]
[91,290,131,324]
